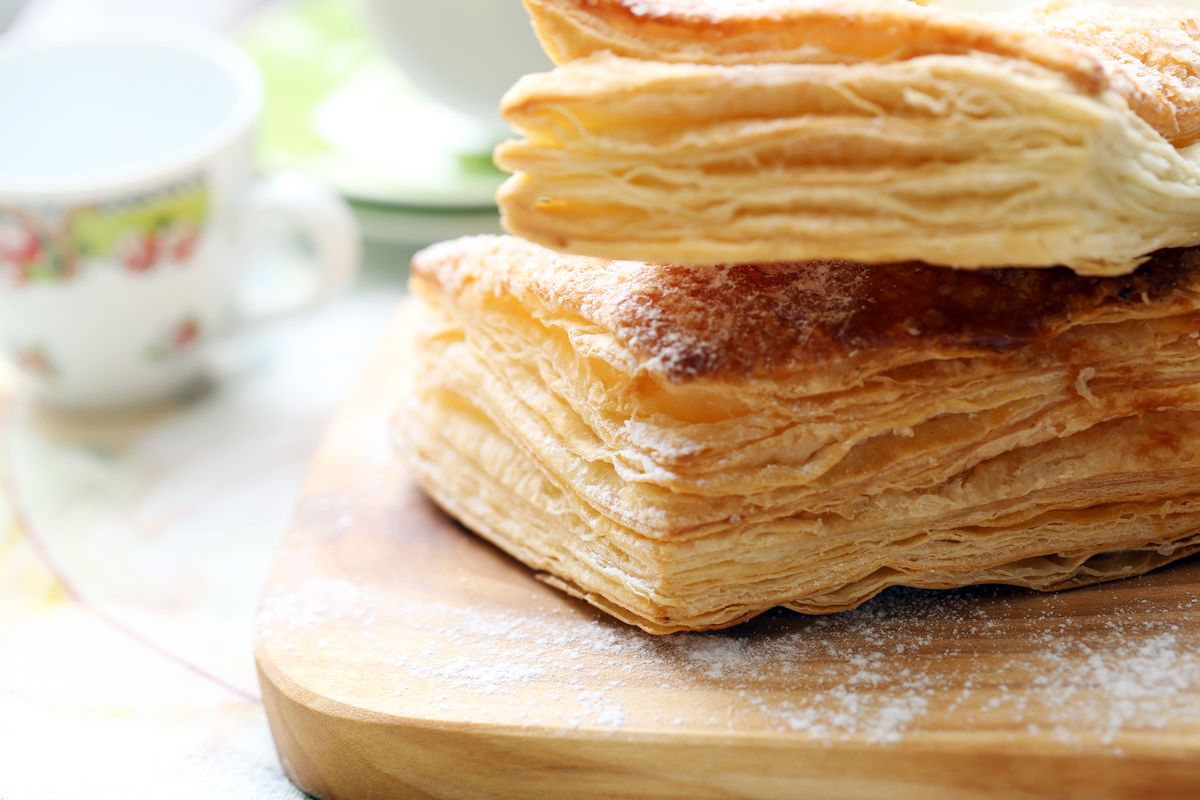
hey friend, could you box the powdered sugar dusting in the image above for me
[608,261,864,381]
[259,572,1200,750]
[412,236,1200,384]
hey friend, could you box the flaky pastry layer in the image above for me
[498,0,1200,274]
[394,237,1200,632]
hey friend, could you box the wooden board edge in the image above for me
[256,645,1199,800]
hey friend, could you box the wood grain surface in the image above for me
[255,311,1200,800]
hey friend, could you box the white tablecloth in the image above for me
[0,247,410,799]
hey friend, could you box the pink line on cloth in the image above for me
[1,408,262,706]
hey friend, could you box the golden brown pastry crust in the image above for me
[499,1,1200,273]
[396,236,1200,633]
[409,237,1200,381]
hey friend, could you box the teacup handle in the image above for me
[234,172,360,327]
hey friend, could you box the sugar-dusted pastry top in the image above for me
[524,0,1200,147]
[412,236,1200,382]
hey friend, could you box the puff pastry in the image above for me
[395,235,1200,633]
[496,0,1200,275]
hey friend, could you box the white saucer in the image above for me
[239,0,505,211]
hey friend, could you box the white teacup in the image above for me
[0,31,359,411]
[360,0,550,142]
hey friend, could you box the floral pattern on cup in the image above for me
[0,212,74,286]
[8,343,58,379]
[147,316,203,362]
[0,181,210,289]
[119,221,203,273]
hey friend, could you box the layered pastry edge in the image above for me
[497,0,1200,274]
[394,236,1200,632]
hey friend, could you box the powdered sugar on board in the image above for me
[258,538,1200,750]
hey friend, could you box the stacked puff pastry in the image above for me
[395,0,1200,633]
[498,0,1200,274]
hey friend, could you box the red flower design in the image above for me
[174,318,200,348]
[0,225,41,266]
[12,346,55,378]
[169,226,200,263]
[120,231,161,272]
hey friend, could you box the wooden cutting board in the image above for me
[256,311,1200,800]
